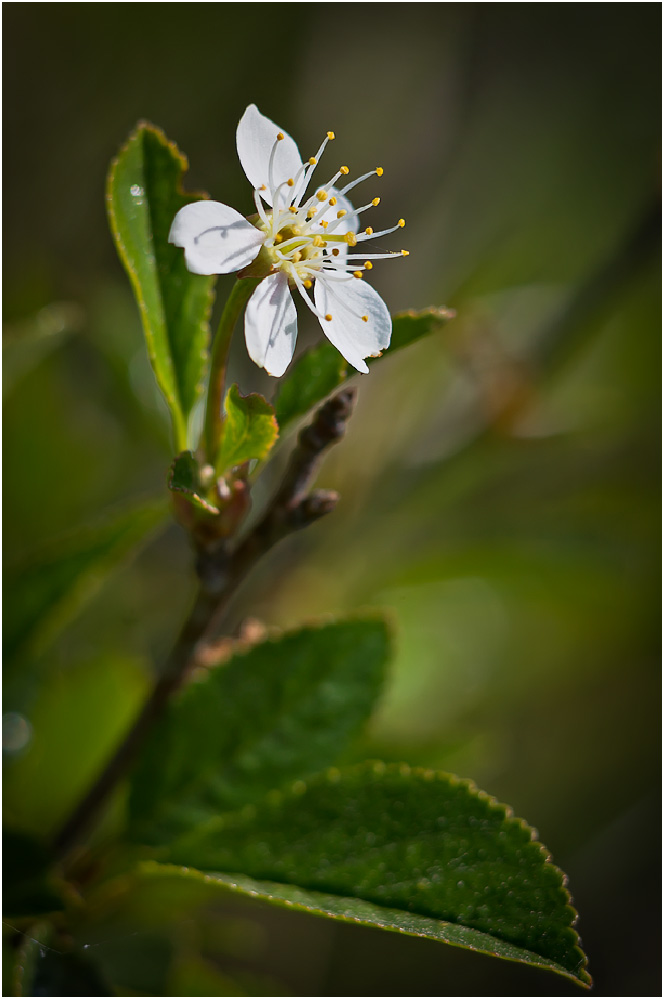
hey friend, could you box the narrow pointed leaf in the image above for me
[4,500,167,669]
[129,619,390,843]
[216,383,278,475]
[274,307,454,430]
[164,763,590,988]
[107,123,215,448]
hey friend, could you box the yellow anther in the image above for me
[340,165,349,175]
[320,220,329,229]
[398,218,406,227]
[364,261,373,270]
[336,209,347,219]
[309,156,317,165]
[274,233,283,244]
[287,178,294,187]
[288,205,298,213]
[313,235,325,247]
[345,232,357,246]
[304,279,313,289]
[291,226,302,235]
[327,131,335,140]
[372,197,381,206]
[306,208,316,219]
[365,226,374,235]
[277,132,284,141]
[329,196,337,206]
[316,190,328,201]
[332,248,340,256]
[292,251,302,262]
[353,270,363,279]
[260,184,267,191]
[361,315,369,322]
[376,167,384,177]
[401,249,410,256]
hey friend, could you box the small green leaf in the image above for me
[4,500,167,670]
[129,618,391,843]
[216,383,278,475]
[168,451,219,515]
[165,764,590,988]
[107,123,215,449]
[274,307,454,431]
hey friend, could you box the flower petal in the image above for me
[236,105,303,207]
[314,277,392,373]
[169,201,264,275]
[245,272,298,377]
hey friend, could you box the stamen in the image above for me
[327,131,335,140]
[309,157,317,165]
[277,132,285,141]
[340,165,350,175]
[372,197,381,206]
[398,218,406,227]
[316,190,328,201]
[332,248,340,256]
[336,209,347,219]
[364,261,373,269]
[353,270,363,279]
[329,196,337,206]
[345,233,357,246]
[365,227,374,235]
[287,178,295,187]
[401,249,409,256]
[304,279,312,289]
[362,315,369,322]
[253,187,269,225]
[376,167,384,176]
[338,169,381,197]
[325,314,333,321]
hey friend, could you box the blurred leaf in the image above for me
[168,450,220,514]
[12,924,112,998]
[4,500,167,670]
[216,384,278,475]
[129,618,391,843]
[2,830,64,918]
[274,307,454,430]
[107,123,215,449]
[163,763,590,988]
[4,656,150,837]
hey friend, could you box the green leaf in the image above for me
[164,763,590,988]
[2,830,64,918]
[216,383,279,475]
[107,123,215,449]
[274,307,454,431]
[129,618,391,843]
[168,451,220,514]
[4,500,167,669]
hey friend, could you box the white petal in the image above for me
[236,104,302,207]
[314,277,392,373]
[169,201,264,275]
[245,272,298,377]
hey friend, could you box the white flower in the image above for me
[169,104,408,377]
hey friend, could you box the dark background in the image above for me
[4,4,661,996]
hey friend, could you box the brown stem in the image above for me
[53,386,357,863]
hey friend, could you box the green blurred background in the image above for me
[4,4,660,995]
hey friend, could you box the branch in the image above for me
[53,386,356,862]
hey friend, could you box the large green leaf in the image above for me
[129,619,391,843]
[164,763,590,988]
[107,123,215,449]
[216,383,278,475]
[4,500,167,669]
[274,307,454,430]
